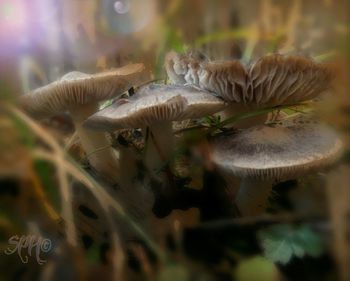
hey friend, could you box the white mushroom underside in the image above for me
[166,53,332,107]
[20,64,146,119]
[85,84,227,130]
[212,123,343,181]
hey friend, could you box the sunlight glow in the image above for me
[0,0,27,33]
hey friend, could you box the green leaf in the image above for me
[261,235,293,264]
[10,115,35,148]
[33,160,61,211]
[86,243,100,264]
[258,224,325,265]
[156,264,190,281]
[294,225,324,258]
[201,115,222,128]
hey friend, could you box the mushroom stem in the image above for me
[144,121,174,177]
[219,171,241,203]
[234,179,275,216]
[119,145,138,187]
[70,103,119,183]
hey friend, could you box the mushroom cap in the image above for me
[165,50,209,85]
[246,55,333,107]
[84,83,227,130]
[198,60,247,103]
[165,52,333,107]
[211,118,343,180]
[19,63,148,119]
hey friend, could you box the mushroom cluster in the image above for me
[20,64,149,184]
[166,51,334,127]
[211,116,343,215]
[19,64,228,228]
[166,51,343,216]
[85,83,226,179]
[19,52,343,224]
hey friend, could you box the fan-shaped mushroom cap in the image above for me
[19,63,148,118]
[84,84,227,130]
[246,55,333,107]
[198,60,247,103]
[165,52,333,107]
[211,120,343,180]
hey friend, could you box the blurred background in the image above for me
[1,0,348,93]
[0,0,350,281]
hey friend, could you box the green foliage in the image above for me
[155,25,186,77]
[86,243,100,264]
[33,160,61,211]
[10,115,35,148]
[201,115,222,129]
[258,224,325,264]
[193,28,249,48]
[314,51,337,62]
[0,80,15,101]
[234,256,280,281]
[99,98,114,110]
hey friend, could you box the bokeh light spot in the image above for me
[0,0,27,35]
[114,0,130,14]
[1,2,15,20]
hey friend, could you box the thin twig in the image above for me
[219,103,305,128]
[174,103,307,136]
[174,124,208,135]
[7,105,136,278]
[85,144,113,159]
[31,148,166,261]
[7,104,77,247]
[196,213,326,230]
[29,166,60,221]
[31,149,126,280]
[64,131,79,152]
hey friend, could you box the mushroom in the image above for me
[211,117,343,216]
[84,83,227,179]
[19,63,149,183]
[165,50,209,85]
[165,52,333,127]
[166,52,338,216]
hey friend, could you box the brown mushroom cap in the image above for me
[84,84,227,130]
[211,119,343,180]
[198,60,247,103]
[19,63,147,119]
[165,52,333,107]
[246,55,333,107]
